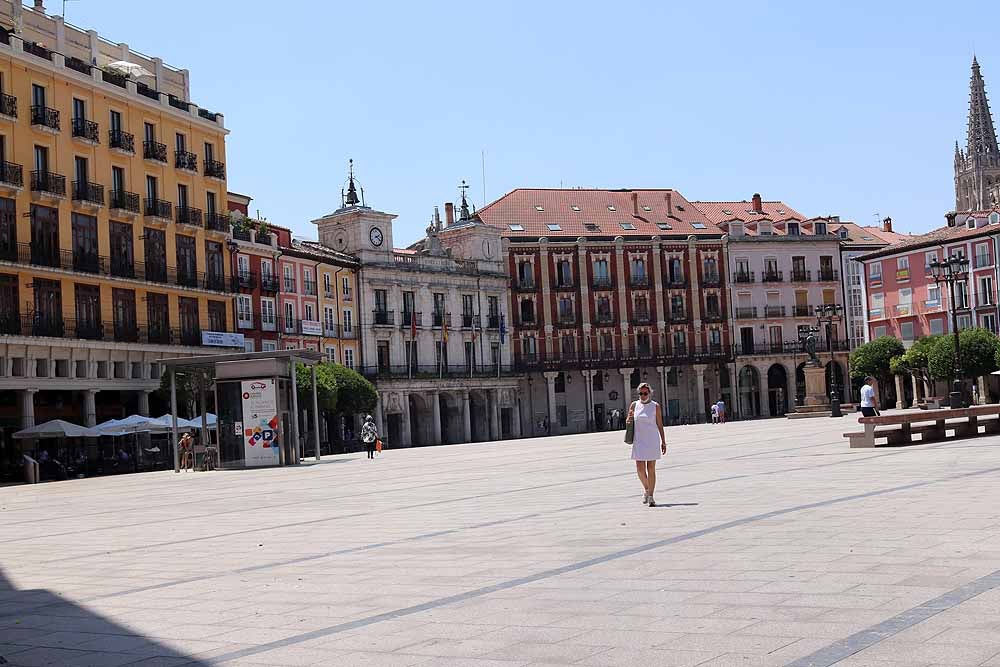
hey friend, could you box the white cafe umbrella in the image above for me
[148,414,198,433]
[14,419,101,439]
[190,413,217,427]
[95,415,157,436]
[106,60,153,79]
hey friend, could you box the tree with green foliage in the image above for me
[325,364,377,416]
[929,327,1000,380]
[849,336,905,387]
[898,335,940,392]
[295,362,339,412]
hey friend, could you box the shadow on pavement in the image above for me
[655,502,700,508]
[0,570,210,666]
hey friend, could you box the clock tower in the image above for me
[311,160,397,257]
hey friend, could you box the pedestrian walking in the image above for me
[361,415,378,460]
[860,376,879,417]
[625,382,667,507]
[716,399,726,424]
[178,433,193,471]
[711,403,719,424]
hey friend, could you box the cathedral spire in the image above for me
[966,57,999,159]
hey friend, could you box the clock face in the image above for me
[369,227,384,247]
[482,239,493,258]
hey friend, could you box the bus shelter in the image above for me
[159,350,323,471]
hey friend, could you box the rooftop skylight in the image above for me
[692,222,707,229]
[547,223,562,231]
[508,224,524,231]
[607,205,616,212]
[534,205,544,212]
[621,222,636,230]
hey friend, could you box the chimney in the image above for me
[444,202,455,226]
[751,193,763,213]
[882,216,893,233]
[630,192,639,216]
[665,191,673,215]
[32,0,44,12]
[433,206,441,228]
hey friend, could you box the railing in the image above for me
[22,41,51,60]
[557,313,577,326]
[205,212,229,232]
[793,304,812,317]
[31,170,66,197]
[595,312,615,325]
[233,227,251,242]
[514,279,536,291]
[260,275,279,293]
[71,117,100,142]
[704,308,723,322]
[400,311,422,327]
[73,251,101,274]
[109,190,140,213]
[735,306,758,319]
[30,105,59,130]
[734,271,755,283]
[109,129,135,153]
[373,309,394,326]
[511,346,733,371]
[363,363,516,380]
[102,69,127,88]
[669,310,687,323]
[143,140,167,162]
[144,198,172,219]
[516,316,537,327]
[204,159,226,179]
[667,276,687,288]
[64,56,91,75]
[175,150,198,171]
[233,271,256,290]
[136,82,160,101]
[485,314,500,329]
[72,180,104,206]
[460,313,475,328]
[554,279,576,290]
[168,95,190,112]
[764,305,785,317]
[432,311,451,327]
[342,288,353,301]
[176,206,203,227]
[790,269,811,282]
[818,269,840,281]
[303,280,317,296]
[592,277,613,289]
[762,270,783,283]
[255,232,272,245]
[702,272,721,286]
[0,161,23,188]
[199,109,220,122]
[283,277,297,293]
[630,311,652,325]
[0,93,16,118]
[629,276,650,289]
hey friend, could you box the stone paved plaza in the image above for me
[2,416,1000,666]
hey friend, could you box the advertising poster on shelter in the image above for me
[241,379,280,466]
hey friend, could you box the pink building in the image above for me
[276,239,323,351]
[859,209,1000,344]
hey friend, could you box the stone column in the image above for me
[978,375,987,405]
[512,394,523,438]
[619,367,634,413]
[431,391,442,444]
[582,370,594,431]
[488,390,499,440]
[542,371,558,432]
[911,374,921,406]
[400,391,412,447]
[694,364,707,422]
[658,365,670,422]
[83,390,98,427]
[461,391,472,442]
[374,393,385,436]
[895,374,906,409]
[19,389,37,429]
[137,390,151,417]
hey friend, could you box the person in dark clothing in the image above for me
[361,415,378,460]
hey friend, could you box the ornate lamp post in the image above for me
[815,303,844,417]
[930,253,970,408]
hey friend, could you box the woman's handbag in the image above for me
[375,438,383,454]
[624,402,636,445]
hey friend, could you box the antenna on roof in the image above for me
[481,149,486,207]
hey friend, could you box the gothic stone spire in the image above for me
[967,57,999,159]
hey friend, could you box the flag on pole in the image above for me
[442,314,449,342]
[410,310,417,341]
[499,313,506,344]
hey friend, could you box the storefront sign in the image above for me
[241,379,280,467]
[203,331,246,348]
[300,320,322,336]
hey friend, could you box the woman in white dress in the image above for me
[626,382,667,507]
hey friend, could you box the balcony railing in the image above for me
[630,311,652,325]
[205,212,229,233]
[557,312,577,326]
[109,190,140,213]
[30,170,66,197]
[592,277,613,290]
[30,105,59,130]
[0,93,16,118]
[73,251,102,274]
[72,180,104,206]
[175,150,198,171]
[793,304,812,317]
[400,311,422,328]
[461,313,476,328]
[283,278,297,293]
[303,280,317,296]
[143,140,167,163]
[595,311,614,325]
[510,346,734,372]
[818,269,840,281]
[204,159,226,179]
[629,275,650,289]
[363,363,516,380]
[260,275,279,293]
[233,271,256,290]
[762,270,783,283]
[734,271,755,283]
[233,227,251,242]
[702,272,721,287]
[432,311,451,327]
[144,198,172,220]
[0,161,23,188]
[373,309,394,326]
[486,314,500,329]
[667,276,687,288]
[790,269,811,282]
[176,206,203,227]
[514,278,536,291]
[5,314,229,345]
[736,306,758,319]
[71,117,99,142]
[23,41,52,60]
[169,96,190,112]
[669,310,687,323]
[554,279,576,290]
[136,82,160,101]
[102,69,127,88]
[109,129,135,153]
[704,308,723,322]
[764,305,785,318]
[64,56,91,75]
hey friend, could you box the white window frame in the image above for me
[237,295,253,327]
[343,309,353,332]
[869,262,882,280]
[261,297,276,331]
[344,348,354,369]
[262,340,277,352]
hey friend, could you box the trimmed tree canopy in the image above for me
[329,364,378,416]
[929,328,1000,380]
[295,362,339,412]
[849,336,905,381]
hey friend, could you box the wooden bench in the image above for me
[844,404,1000,448]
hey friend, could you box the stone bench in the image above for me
[844,404,1000,448]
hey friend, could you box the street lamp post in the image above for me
[930,253,970,408]
[815,304,844,417]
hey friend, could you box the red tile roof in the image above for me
[692,200,807,225]
[857,209,1000,260]
[476,188,721,238]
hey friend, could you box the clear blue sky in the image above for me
[66,0,998,246]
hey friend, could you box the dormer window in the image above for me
[814,222,827,235]
[838,227,849,239]
[967,216,977,229]
[787,222,800,236]
[991,212,1000,224]
[730,222,744,236]
[759,222,773,236]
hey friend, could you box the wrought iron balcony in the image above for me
[233,271,256,290]
[109,190,140,213]
[175,150,198,171]
[595,311,615,325]
[702,272,721,287]
[487,314,501,329]
[762,270,784,283]
[176,206,203,227]
[233,227,251,242]
[72,180,104,206]
[0,93,16,118]
[764,305,786,317]
[205,212,229,233]
[176,269,199,289]
[462,313,476,328]
[400,311,422,328]
[818,269,840,281]
[144,198,172,220]
[71,117,99,142]
[179,327,202,346]
[169,96,190,112]
[703,308,723,322]
[73,319,104,341]
[630,310,652,325]
[0,161,23,188]
[667,276,687,288]
[136,82,160,101]
[109,129,135,153]
[432,311,451,327]
[143,140,167,163]
[102,69,127,88]
[790,269,811,282]
[31,170,66,197]
[557,312,578,326]
[735,306,758,319]
[64,56,91,75]
[554,278,576,290]
[283,277,297,293]
[793,304,812,317]
[629,275,650,289]
[30,105,59,130]
[514,278,536,291]
[22,41,51,61]
[303,280,317,296]
[592,277,614,290]
[204,159,226,179]
[734,271,755,283]
[72,251,102,274]
[669,310,688,323]
[373,309,394,326]
[260,275,279,293]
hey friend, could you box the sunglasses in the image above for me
[639,391,650,396]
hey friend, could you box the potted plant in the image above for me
[255,219,271,244]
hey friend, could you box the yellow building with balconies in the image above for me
[0,1,241,472]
